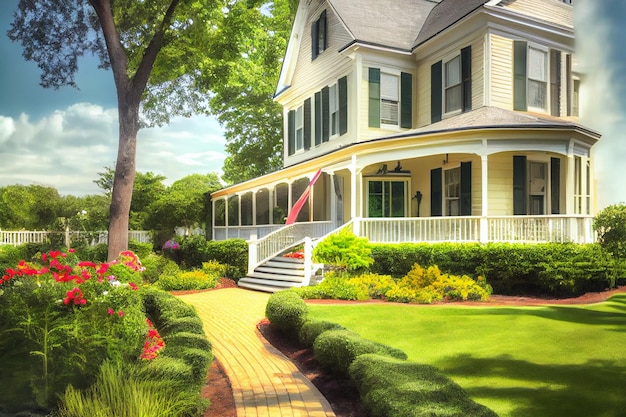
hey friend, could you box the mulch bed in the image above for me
[199,282,626,417]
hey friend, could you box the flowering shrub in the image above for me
[141,318,165,360]
[162,239,180,250]
[284,251,305,259]
[0,250,150,411]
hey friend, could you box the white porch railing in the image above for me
[213,224,285,241]
[357,215,595,244]
[0,230,152,247]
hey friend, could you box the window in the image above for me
[311,11,327,60]
[444,167,460,216]
[431,46,471,123]
[381,73,399,125]
[329,83,339,136]
[369,68,412,129]
[445,56,462,114]
[367,179,407,218]
[295,106,304,151]
[528,161,547,215]
[513,156,562,215]
[527,46,548,110]
[574,156,591,215]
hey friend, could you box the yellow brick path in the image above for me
[178,288,336,417]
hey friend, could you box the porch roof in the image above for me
[211,107,600,199]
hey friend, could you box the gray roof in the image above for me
[413,0,491,48]
[328,0,439,51]
[386,106,601,139]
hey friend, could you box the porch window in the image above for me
[528,161,547,215]
[445,167,460,216]
[574,156,591,215]
[513,156,561,215]
[367,179,407,217]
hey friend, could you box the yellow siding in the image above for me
[502,0,573,28]
[416,61,431,128]
[490,34,513,110]
[471,38,485,111]
[290,2,354,102]
[487,153,513,215]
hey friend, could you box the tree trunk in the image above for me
[107,98,139,261]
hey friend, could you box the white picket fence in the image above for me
[0,229,151,247]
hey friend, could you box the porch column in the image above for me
[480,154,489,243]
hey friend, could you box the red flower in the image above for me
[128,282,138,291]
[63,287,86,306]
[78,261,97,268]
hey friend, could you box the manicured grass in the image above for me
[308,294,626,417]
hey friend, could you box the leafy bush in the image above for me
[201,260,228,278]
[313,329,407,377]
[205,239,248,279]
[139,253,172,283]
[313,228,374,272]
[298,319,346,347]
[347,273,396,299]
[155,269,218,291]
[159,316,205,337]
[265,291,309,335]
[594,203,626,258]
[349,354,498,417]
[384,286,418,303]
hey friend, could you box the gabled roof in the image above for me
[327,0,438,52]
[413,0,491,48]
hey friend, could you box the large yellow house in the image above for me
[211,0,600,292]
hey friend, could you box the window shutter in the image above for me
[338,76,348,135]
[431,61,442,123]
[430,168,442,216]
[550,50,561,116]
[551,157,560,214]
[461,46,472,113]
[287,110,295,156]
[460,161,472,215]
[311,18,318,59]
[368,68,381,128]
[400,72,412,128]
[514,41,528,111]
[304,98,311,150]
[322,86,330,142]
[314,92,322,146]
[513,155,527,215]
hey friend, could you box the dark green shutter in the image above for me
[431,61,442,123]
[430,168,442,216]
[514,41,528,111]
[338,76,348,135]
[551,157,560,214]
[287,110,295,156]
[304,98,311,150]
[513,155,527,215]
[550,50,561,116]
[461,46,472,113]
[400,72,412,128]
[460,161,472,216]
[314,91,322,146]
[322,86,330,142]
[368,68,380,128]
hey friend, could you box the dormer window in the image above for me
[311,11,327,60]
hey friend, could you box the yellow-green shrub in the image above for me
[398,264,443,289]
[156,270,217,291]
[347,273,396,299]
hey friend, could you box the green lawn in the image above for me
[307,293,626,417]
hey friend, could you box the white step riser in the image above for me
[239,277,303,289]
[247,272,305,283]
[256,266,305,277]
[237,281,285,293]
[264,261,305,270]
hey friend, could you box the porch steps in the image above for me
[238,256,307,293]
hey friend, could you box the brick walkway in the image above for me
[179,288,336,417]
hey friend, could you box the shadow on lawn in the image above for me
[437,354,626,417]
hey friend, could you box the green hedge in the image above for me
[265,291,309,335]
[369,242,626,296]
[298,319,346,347]
[177,236,248,279]
[313,329,407,377]
[349,354,498,417]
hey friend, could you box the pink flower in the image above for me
[128,282,138,291]
[107,308,115,315]
[118,310,124,317]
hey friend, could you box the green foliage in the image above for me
[298,319,345,347]
[593,203,626,258]
[159,316,205,337]
[202,260,228,278]
[265,291,309,335]
[313,228,374,272]
[348,272,396,299]
[164,332,212,353]
[348,354,498,417]
[292,271,370,301]
[58,361,208,417]
[139,253,172,283]
[168,236,247,279]
[313,330,407,377]
[155,269,218,291]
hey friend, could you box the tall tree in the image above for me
[207,0,297,184]
[7,0,254,260]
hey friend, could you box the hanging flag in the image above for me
[285,169,323,225]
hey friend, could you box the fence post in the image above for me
[65,226,70,248]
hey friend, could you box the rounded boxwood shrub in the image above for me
[161,346,213,387]
[134,356,193,386]
[313,329,407,377]
[298,319,345,347]
[160,316,205,337]
[265,291,308,334]
[164,332,212,352]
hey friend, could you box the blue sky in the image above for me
[0,1,625,209]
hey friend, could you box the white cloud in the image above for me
[0,103,226,195]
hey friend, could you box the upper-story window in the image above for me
[288,76,348,156]
[431,46,472,123]
[311,11,327,60]
[368,68,412,129]
[514,41,566,116]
